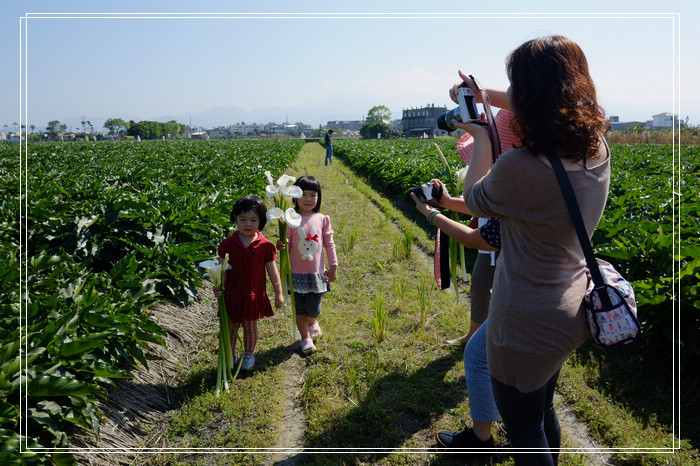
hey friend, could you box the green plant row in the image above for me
[333,138,461,195]
[334,139,699,365]
[0,139,303,464]
[593,144,699,365]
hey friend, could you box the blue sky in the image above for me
[2,1,697,131]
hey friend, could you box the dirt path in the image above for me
[267,353,308,464]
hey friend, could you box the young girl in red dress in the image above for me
[214,195,284,371]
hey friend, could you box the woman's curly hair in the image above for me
[506,35,611,162]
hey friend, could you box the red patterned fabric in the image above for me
[457,109,518,165]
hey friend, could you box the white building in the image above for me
[651,113,678,129]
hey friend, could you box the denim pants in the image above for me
[464,320,500,422]
[325,145,333,165]
[491,369,562,465]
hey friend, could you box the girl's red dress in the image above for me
[217,231,276,324]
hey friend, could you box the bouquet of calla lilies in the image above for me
[264,171,302,336]
[434,143,469,303]
[199,254,242,394]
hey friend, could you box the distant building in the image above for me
[609,112,682,131]
[326,120,364,131]
[651,112,679,129]
[229,123,265,134]
[401,104,448,138]
[609,116,645,131]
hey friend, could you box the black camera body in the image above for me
[410,182,443,207]
[437,84,479,133]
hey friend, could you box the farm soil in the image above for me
[69,143,614,465]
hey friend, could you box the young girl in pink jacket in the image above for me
[277,176,338,355]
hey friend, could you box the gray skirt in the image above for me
[291,273,328,294]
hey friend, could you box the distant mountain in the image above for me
[155,94,388,129]
[25,94,412,133]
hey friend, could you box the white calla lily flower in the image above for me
[277,174,296,190]
[282,185,303,199]
[265,184,280,198]
[199,259,231,289]
[266,207,284,223]
[457,165,469,187]
[284,208,302,228]
[264,170,274,186]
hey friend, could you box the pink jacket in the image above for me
[286,213,337,274]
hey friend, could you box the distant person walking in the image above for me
[324,129,334,166]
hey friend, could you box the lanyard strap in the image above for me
[469,74,502,163]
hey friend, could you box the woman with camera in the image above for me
[447,35,612,465]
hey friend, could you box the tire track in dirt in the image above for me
[268,353,308,464]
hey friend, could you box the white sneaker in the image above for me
[242,353,255,370]
[309,322,323,339]
[300,338,316,355]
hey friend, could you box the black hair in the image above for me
[230,195,267,229]
[293,175,322,213]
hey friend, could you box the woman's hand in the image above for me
[274,292,284,309]
[410,191,439,219]
[213,286,222,299]
[451,114,491,138]
[429,179,451,207]
[276,239,286,251]
[449,71,482,104]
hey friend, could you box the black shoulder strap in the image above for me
[546,155,607,293]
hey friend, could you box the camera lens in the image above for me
[436,107,461,132]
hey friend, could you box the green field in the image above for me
[1,138,696,464]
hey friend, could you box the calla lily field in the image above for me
[1,136,696,464]
[3,139,301,463]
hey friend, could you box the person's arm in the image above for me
[410,192,496,251]
[321,216,338,282]
[266,260,284,308]
[459,124,493,198]
[431,179,472,215]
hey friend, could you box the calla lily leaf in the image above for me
[285,208,302,228]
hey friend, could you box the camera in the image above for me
[410,182,443,207]
[436,84,479,133]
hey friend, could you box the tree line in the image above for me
[40,118,189,141]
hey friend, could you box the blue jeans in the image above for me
[491,369,562,465]
[464,321,500,422]
[325,145,333,165]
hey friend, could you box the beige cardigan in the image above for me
[466,147,610,393]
